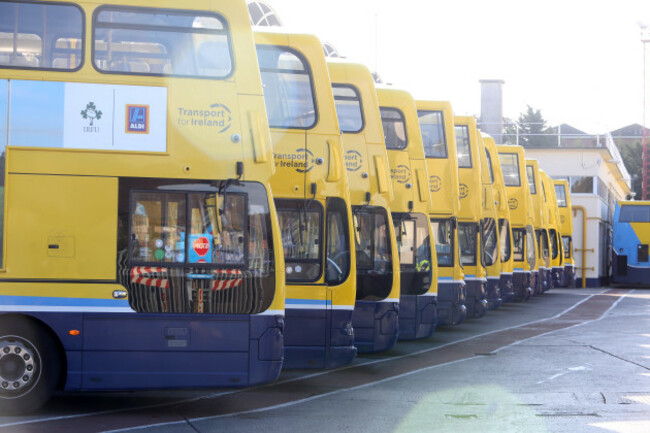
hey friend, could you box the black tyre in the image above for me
[0,319,60,415]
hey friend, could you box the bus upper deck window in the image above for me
[498,153,521,187]
[380,107,408,150]
[554,184,567,207]
[418,110,447,158]
[0,2,83,70]
[454,125,472,168]
[93,7,232,78]
[526,166,537,194]
[257,46,317,129]
[332,84,364,133]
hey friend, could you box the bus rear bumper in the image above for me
[499,273,515,303]
[398,294,437,340]
[513,271,532,302]
[436,280,467,326]
[486,277,502,310]
[563,264,576,287]
[283,308,356,370]
[352,300,399,353]
[465,279,488,319]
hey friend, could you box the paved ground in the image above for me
[1,288,648,433]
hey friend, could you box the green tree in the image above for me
[618,140,642,197]
[504,105,555,147]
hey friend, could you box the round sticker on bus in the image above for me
[154,249,165,260]
[193,237,210,257]
[155,239,164,248]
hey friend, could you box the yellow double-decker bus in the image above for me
[255,31,357,369]
[483,135,515,302]
[478,133,502,310]
[378,87,438,340]
[328,60,400,353]
[554,179,576,287]
[454,116,488,318]
[498,145,536,301]
[526,159,549,295]
[0,0,285,413]
[541,171,562,289]
[416,100,467,327]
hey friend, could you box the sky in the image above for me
[259,0,650,134]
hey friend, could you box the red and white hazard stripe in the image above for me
[211,269,243,291]
[130,266,170,289]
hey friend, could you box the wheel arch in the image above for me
[0,313,68,391]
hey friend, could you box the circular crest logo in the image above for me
[430,175,442,192]
[459,183,469,199]
[345,150,363,172]
[391,165,412,184]
[508,198,519,210]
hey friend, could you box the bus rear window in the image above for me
[499,153,521,187]
[619,205,650,223]
[257,46,317,129]
[332,84,364,133]
[526,165,537,194]
[380,107,408,150]
[454,125,472,168]
[0,2,83,70]
[94,7,232,78]
[131,191,247,266]
[418,110,447,158]
[555,184,567,207]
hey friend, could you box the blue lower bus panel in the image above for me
[551,267,563,289]
[352,300,399,353]
[499,273,515,303]
[486,277,502,310]
[563,264,576,287]
[612,252,650,285]
[464,278,488,319]
[398,294,437,340]
[436,279,467,326]
[283,308,356,369]
[513,270,532,302]
[23,312,284,391]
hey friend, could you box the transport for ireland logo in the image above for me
[459,183,469,199]
[430,175,442,192]
[509,198,519,210]
[81,102,102,126]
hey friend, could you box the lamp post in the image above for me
[641,25,650,199]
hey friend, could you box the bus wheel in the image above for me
[0,320,60,415]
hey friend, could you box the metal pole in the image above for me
[643,37,648,199]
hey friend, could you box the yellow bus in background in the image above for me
[378,87,438,340]
[483,135,515,302]
[328,60,401,353]
[255,31,357,369]
[498,145,536,301]
[526,159,549,295]
[454,116,488,318]
[554,179,577,287]
[541,171,563,290]
[478,133,502,310]
[416,100,467,326]
[0,0,286,413]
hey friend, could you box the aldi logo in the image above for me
[126,104,149,134]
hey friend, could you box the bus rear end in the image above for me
[0,0,285,413]
[612,201,650,285]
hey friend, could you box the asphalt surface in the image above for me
[1,288,648,433]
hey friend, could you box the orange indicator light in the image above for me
[69,330,80,336]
